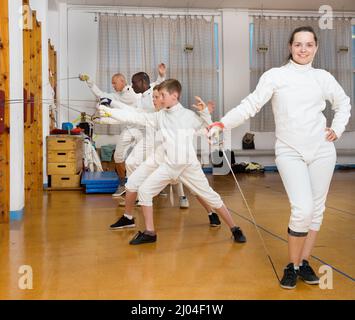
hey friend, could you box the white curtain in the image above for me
[97,14,217,110]
[250,16,354,132]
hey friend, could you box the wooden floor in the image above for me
[0,170,354,300]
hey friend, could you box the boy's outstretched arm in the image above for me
[98,105,158,129]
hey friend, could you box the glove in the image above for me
[98,105,112,118]
[99,97,112,107]
[207,122,224,145]
[79,74,90,81]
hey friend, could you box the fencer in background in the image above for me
[79,64,166,197]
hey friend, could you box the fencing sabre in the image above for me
[209,127,281,283]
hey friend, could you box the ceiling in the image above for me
[51,0,355,12]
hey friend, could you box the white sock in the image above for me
[208,212,213,216]
[294,265,299,270]
[124,213,133,220]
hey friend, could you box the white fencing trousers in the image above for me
[125,160,186,206]
[125,131,155,177]
[275,139,336,234]
[135,163,223,209]
[113,127,143,164]
[125,153,160,191]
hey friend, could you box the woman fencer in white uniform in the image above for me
[208,26,351,289]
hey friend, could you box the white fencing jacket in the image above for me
[88,82,139,107]
[101,103,212,179]
[83,138,103,172]
[221,59,351,159]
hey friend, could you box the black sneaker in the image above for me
[280,263,298,289]
[110,215,135,229]
[209,212,221,227]
[129,231,157,245]
[231,226,247,243]
[297,260,320,285]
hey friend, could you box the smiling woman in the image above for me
[208,25,352,290]
[287,26,318,64]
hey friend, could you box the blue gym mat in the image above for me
[81,171,122,194]
[85,188,118,194]
[81,171,119,184]
[202,167,213,174]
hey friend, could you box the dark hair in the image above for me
[132,72,150,86]
[287,26,318,61]
[159,79,182,99]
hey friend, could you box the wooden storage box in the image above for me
[48,150,81,163]
[51,174,81,188]
[47,160,82,175]
[46,135,84,189]
[47,135,83,151]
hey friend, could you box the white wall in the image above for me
[56,6,116,147]
[9,0,24,212]
[221,9,251,151]
[56,7,98,119]
[67,10,99,123]
[57,2,68,127]
[48,6,59,49]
